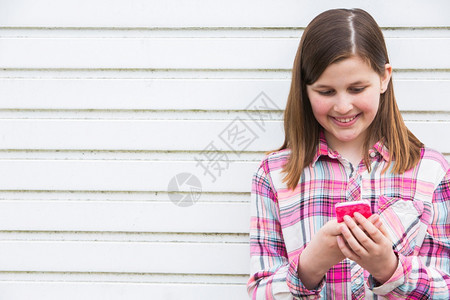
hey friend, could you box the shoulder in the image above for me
[420,147,449,171]
[417,147,449,186]
[252,149,291,195]
[256,148,291,175]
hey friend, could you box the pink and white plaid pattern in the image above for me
[247,133,450,299]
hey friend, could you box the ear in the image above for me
[380,63,392,93]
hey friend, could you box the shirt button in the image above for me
[370,152,376,158]
[355,277,363,285]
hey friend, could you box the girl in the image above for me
[247,8,449,299]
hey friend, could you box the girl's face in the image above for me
[306,55,392,151]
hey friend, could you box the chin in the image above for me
[336,134,360,143]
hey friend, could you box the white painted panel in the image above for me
[0,120,447,152]
[0,38,448,69]
[395,80,450,111]
[0,79,289,110]
[0,201,250,233]
[0,241,249,274]
[0,0,446,298]
[0,79,448,111]
[0,282,248,300]
[406,122,450,152]
[387,38,450,70]
[0,0,448,27]
[0,119,285,151]
[0,160,258,192]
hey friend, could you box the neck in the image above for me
[325,133,367,166]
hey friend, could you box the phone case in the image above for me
[335,200,372,223]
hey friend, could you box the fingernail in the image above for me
[344,215,351,222]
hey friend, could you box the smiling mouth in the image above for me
[333,114,360,123]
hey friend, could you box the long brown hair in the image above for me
[270,8,423,191]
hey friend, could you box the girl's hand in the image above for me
[336,212,398,284]
[301,219,346,273]
[298,216,384,289]
[298,219,345,289]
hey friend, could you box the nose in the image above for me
[333,93,353,114]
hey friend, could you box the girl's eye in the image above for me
[350,87,366,93]
[318,90,334,96]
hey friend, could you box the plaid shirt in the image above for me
[248,134,450,299]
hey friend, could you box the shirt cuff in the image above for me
[286,252,326,297]
[368,251,405,295]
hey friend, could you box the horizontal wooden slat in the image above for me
[0,119,284,151]
[405,122,450,152]
[0,201,250,233]
[0,38,448,69]
[396,80,450,111]
[0,79,289,111]
[0,282,248,300]
[0,120,447,152]
[0,0,448,28]
[0,241,249,274]
[0,79,448,111]
[0,160,258,192]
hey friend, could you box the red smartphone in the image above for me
[335,200,372,223]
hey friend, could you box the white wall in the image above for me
[0,0,448,299]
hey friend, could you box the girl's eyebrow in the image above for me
[349,80,370,85]
[312,80,370,88]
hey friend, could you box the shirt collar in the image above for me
[311,131,390,166]
[311,131,332,166]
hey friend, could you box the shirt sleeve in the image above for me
[247,159,325,299]
[369,168,450,298]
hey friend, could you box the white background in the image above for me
[0,0,449,299]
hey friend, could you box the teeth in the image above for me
[335,116,357,123]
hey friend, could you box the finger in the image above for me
[368,214,379,223]
[325,219,344,236]
[330,224,345,236]
[368,214,383,229]
[367,214,391,239]
[340,218,370,256]
[374,220,383,229]
[377,223,392,242]
[354,212,385,244]
[359,214,382,235]
[336,235,360,261]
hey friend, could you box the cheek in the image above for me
[360,93,381,116]
[309,97,330,118]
